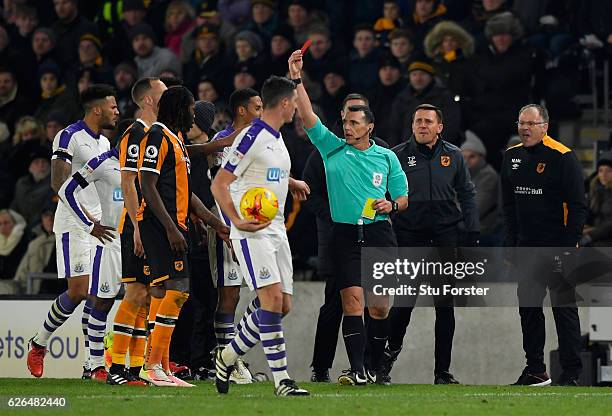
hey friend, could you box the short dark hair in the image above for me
[519,104,549,123]
[347,105,375,124]
[261,76,296,109]
[229,88,259,116]
[354,23,375,37]
[131,77,159,103]
[413,103,443,123]
[80,84,116,112]
[159,76,183,88]
[342,93,369,108]
[157,86,195,132]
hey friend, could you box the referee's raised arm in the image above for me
[288,50,318,129]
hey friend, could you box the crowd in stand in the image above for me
[1,0,612,293]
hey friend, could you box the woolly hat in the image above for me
[194,100,216,136]
[461,130,487,156]
[597,150,612,169]
[235,30,264,54]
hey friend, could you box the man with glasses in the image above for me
[501,104,587,386]
[379,103,479,385]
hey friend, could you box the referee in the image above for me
[502,104,586,386]
[289,50,409,385]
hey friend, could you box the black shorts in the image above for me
[331,220,397,290]
[120,229,150,285]
[139,217,190,286]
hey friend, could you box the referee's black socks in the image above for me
[367,317,389,371]
[342,315,366,373]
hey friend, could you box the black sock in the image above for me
[110,363,125,374]
[129,366,141,377]
[367,317,389,370]
[342,315,365,373]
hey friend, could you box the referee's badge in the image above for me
[441,155,451,167]
[372,172,383,187]
[536,163,546,174]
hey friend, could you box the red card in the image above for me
[300,39,312,54]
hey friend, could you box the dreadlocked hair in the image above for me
[157,86,195,133]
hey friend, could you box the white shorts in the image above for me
[90,241,122,299]
[56,230,93,279]
[232,233,293,295]
[208,204,243,288]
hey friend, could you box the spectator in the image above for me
[233,30,265,65]
[388,28,416,73]
[7,206,56,295]
[197,77,224,108]
[580,151,612,247]
[244,0,280,48]
[72,33,114,86]
[460,131,502,245]
[30,27,57,66]
[183,23,231,95]
[180,4,237,63]
[424,20,475,98]
[130,22,182,78]
[316,64,349,126]
[34,61,81,126]
[44,111,67,148]
[367,54,407,146]
[408,0,448,52]
[464,12,536,168]
[303,25,345,82]
[0,209,29,280]
[106,0,147,65]
[113,62,138,118]
[0,67,32,137]
[389,57,461,145]
[51,0,98,69]
[462,0,510,51]
[164,1,197,58]
[348,24,381,93]
[232,60,259,90]
[8,4,38,53]
[10,146,54,228]
[218,0,252,26]
[287,0,320,45]
[7,116,47,180]
[268,24,295,76]
[374,0,405,48]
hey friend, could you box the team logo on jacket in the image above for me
[174,261,184,271]
[407,156,416,167]
[143,265,151,276]
[536,163,546,174]
[441,156,451,167]
[372,172,383,187]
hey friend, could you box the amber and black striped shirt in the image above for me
[117,118,148,234]
[137,122,192,231]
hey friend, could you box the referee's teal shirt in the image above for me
[304,117,408,225]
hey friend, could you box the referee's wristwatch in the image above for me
[390,201,399,214]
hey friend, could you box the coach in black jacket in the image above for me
[501,104,586,386]
[380,103,479,385]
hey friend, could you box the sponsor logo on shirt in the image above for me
[514,186,543,195]
[266,167,289,182]
[228,150,243,166]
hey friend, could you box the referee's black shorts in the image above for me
[139,217,191,286]
[331,220,397,290]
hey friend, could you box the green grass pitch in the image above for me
[2,379,612,415]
